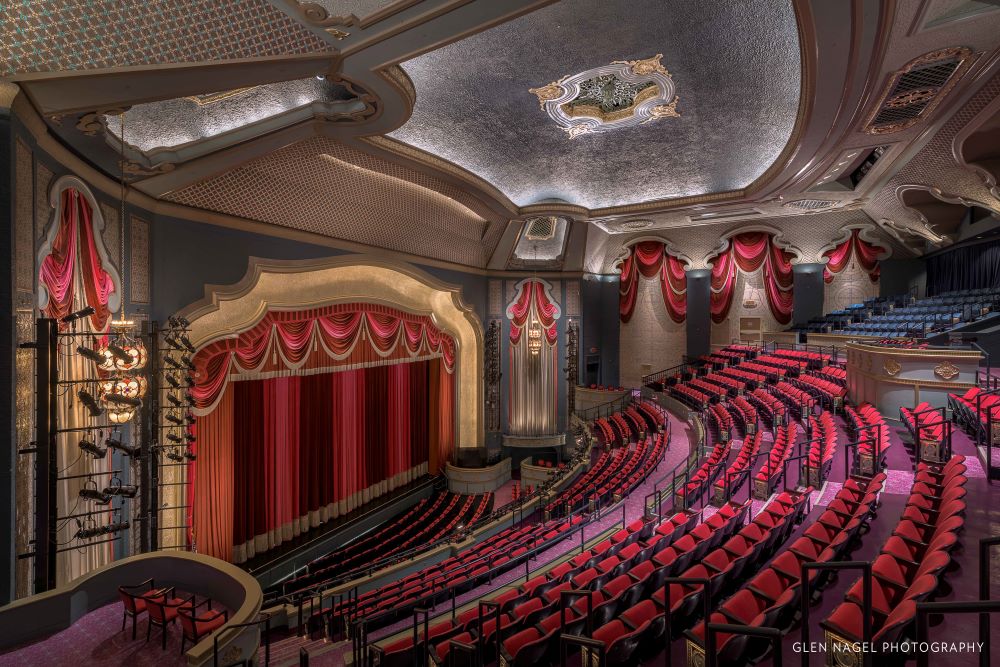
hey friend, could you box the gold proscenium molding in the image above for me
[934,361,960,381]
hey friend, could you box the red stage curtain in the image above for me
[710,232,795,324]
[618,242,687,323]
[38,188,116,331]
[823,229,883,283]
[192,303,456,413]
[193,358,449,563]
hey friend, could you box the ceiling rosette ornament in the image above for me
[529,54,679,139]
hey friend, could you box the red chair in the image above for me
[145,587,195,650]
[118,578,156,640]
[178,599,228,654]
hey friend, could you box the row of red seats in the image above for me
[671,383,711,409]
[728,396,758,433]
[753,423,798,496]
[546,448,616,511]
[636,401,666,430]
[593,417,615,445]
[624,407,647,435]
[699,353,733,367]
[900,401,946,445]
[797,373,847,404]
[771,381,816,418]
[817,365,847,384]
[499,502,749,666]
[738,361,788,379]
[702,372,746,395]
[718,366,768,387]
[707,403,733,440]
[748,388,786,425]
[948,385,1000,438]
[587,385,627,391]
[610,412,631,442]
[688,377,728,401]
[713,430,762,499]
[551,433,666,513]
[820,457,967,657]
[325,514,587,625]
[844,403,892,475]
[807,411,838,481]
[678,438,730,502]
[771,348,831,365]
[688,476,881,664]
[755,354,806,374]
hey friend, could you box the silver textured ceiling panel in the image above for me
[388,0,801,210]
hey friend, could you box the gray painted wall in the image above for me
[880,258,926,300]
[686,269,711,359]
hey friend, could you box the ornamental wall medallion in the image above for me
[529,54,679,138]
[933,361,960,381]
[883,358,901,376]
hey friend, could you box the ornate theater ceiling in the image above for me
[388,0,801,209]
[3,0,1000,269]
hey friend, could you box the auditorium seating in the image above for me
[797,372,847,408]
[948,385,1000,442]
[712,430,762,505]
[752,423,797,499]
[820,456,967,660]
[900,402,947,449]
[806,411,838,487]
[817,365,847,384]
[676,438,729,506]
[747,388,786,427]
[706,403,733,442]
[845,402,892,475]
[275,491,492,593]
[727,396,758,435]
[718,366,768,388]
[771,381,816,420]
[687,476,882,665]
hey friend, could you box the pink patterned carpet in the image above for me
[0,599,209,667]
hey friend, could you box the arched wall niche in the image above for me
[176,255,485,448]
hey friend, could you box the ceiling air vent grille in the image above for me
[865,47,972,135]
[783,199,836,211]
[525,216,558,240]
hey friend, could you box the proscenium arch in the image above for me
[176,255,485,448]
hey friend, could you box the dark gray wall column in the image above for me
[581,275,619,387]
[793,263,825,325]
[1,103,14,603]
[686,269,711,359]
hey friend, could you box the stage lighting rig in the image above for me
[105,437,141,457]
[76,345,106,364]
[60,306,95,323]
[78,438,107,459]
[77,390,104,418]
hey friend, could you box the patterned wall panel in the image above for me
[2,0,334,76]
[488,279,503,316]
[565,280,581,317]
[34,161,53,237]
[15,138,32,292]
[130,216,151,304]
[620,276,685,386]
[99,202,121,276]
[164,136,505,267]
[14,311,35,597]
[823,262,880,314]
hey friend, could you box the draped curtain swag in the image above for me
[506,280,561,436]
[618,241,687,323]
[822,229,883,283]
[710,232,795,325]
[191,303,456,415]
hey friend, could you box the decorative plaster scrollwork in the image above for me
[934,361,960,381]
[76,108,129,136]
[883,358,901,376]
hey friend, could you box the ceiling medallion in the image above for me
[529,54,679,139]
[933,361,960,381]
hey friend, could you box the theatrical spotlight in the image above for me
[185,432,196,444]
[74,519,129,540]
[165,450,184,463]
[76,345,106,364]
[79,486,112,504]
[166,393,195,408]
[106,438,141,457]
[79,438,107,459]
[183,450,197,462]
[104,393,143,407]
[61,306,96,323]
[77,390,104,417]
[103,484,138,498]
[179,355,196,370]
[179,334,196,353]
[105,343,133,365]
[168,316,190,329]
[165,413,184,425]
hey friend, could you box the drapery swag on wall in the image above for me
[710,232,795,325]
[618,241,687,324]
[822,229,883,284]
[506,280,562,436]
[188,303,456,563]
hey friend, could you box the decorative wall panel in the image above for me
[14,310,35,597]
[2,0,334,77]
[566,280,581,317]
[488,279,503,316]
[130,216,151,304]
[620,274,685,387]
[15,138,32,291]
[34,161,53,236]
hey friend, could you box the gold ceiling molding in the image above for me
[528,53,680,139]
[75,107,129,136]
[184,88,259,106]
[287,0,423,32]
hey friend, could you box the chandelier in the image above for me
[527,318,543,356]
